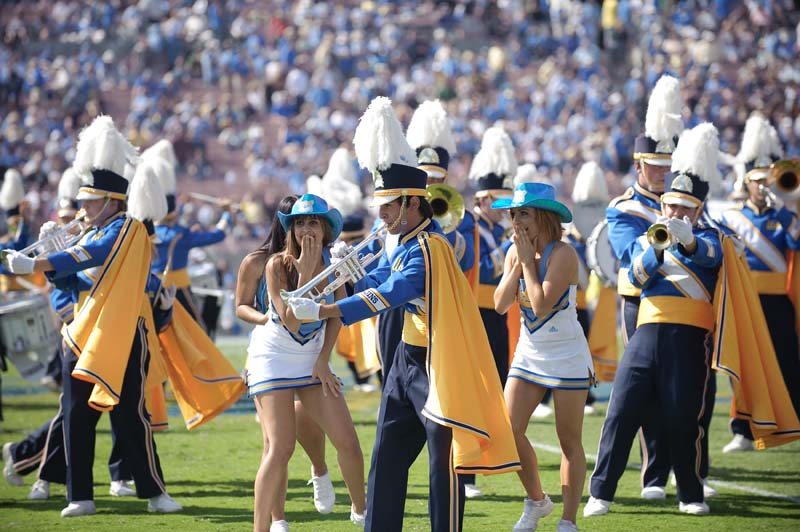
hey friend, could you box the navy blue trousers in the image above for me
[365,343,465,532]
[62,319,165,501]
[376,306,404,388]
[591,322,713,503]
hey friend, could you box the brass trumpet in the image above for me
[646,223,672,250]
[280,224,387,303]
[768,159,800,200]
[427,183,465,234]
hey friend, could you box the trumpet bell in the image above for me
[646,223,672,251]
[427,183,465,234]
[769,159,800,200]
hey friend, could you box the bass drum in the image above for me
[586,220,618,289]
[0,292,60,382]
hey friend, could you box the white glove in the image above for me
[158,283,177,311]
[766,193,784,212]
[667,216,695,247]
[38,221,59,241]
[289,297,321,321]
[331,241,353,261]
[3,250,35,274]
[655,215,669,225]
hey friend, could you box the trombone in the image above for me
[280,224,387,303]
[427,183,465,234]
[646,223,672,251]
[188,192,241,210]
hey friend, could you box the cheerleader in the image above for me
[493,182,592,532]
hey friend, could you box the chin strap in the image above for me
[387,196,408,232]
[83,198,112,225]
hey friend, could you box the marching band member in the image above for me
[144,141,233,330]
[716,115,800,453]
[606,74,684,499]
[407,99,475,273]
[247,193,366,532]
[468,126,517,385]
[289,97,520,532]
[586,123,723,517]
[493,181,592,532]
[235,194,338,516]
[3,116,182,517]
[0,167,31,425]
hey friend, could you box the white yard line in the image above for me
[529,440,800,504]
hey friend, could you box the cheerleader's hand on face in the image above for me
[288,297,321,321]
[292,234,322,278]
[312,358,341,398]
[514,227,537,265]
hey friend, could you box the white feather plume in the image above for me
[323,148,358,185]
[72,115,139,185]
[571,162,609,203]
[58,168,82,201]
[141,156,176,194]
[468,127,518,180]
[141,139,178,168]
[645,75,684,151]
[353,96,418,173]
[306,175,324,197]
[0,168,25,210]
[128,164,168,222]
[406,100,457,155]
[514,163,538,186]
[736,114,783,165]
[670,122,721,187]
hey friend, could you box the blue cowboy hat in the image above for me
[490,182,573,223]
[278,194,343,240]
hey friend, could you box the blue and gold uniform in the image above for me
[152,217,229,326]
[606,183,661,340]
[591,223,722,505]
[46,212,169,503]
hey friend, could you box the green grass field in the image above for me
[1,339,799,531]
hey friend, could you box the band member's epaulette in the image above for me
[608,186,635,208]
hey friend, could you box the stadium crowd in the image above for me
[1,0,799,236]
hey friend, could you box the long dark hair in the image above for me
[250,195,298,264]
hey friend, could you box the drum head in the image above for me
[586,220,618,288]
[0,292,60,382]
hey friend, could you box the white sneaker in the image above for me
[583,496,611,517]
[110,480,136,497]
[270,519,289,532]
[583,405,597,416]
[679,501,710,515]
[703,479,718,498]
[354,383,379,393]
[61,500,97,517]
[2,442,23,487]
[464,483,483,499]
[28,479,50,500]
[641,486,666,500]
[308,471,335,513]
[512,494,554,531]
[557,519,579,532]
[147,493,183,513]
[722,434,754,453]
[350,505,366,527]
[532,404,553,419]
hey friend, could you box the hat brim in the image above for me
[370,194,400,207]
[661,192,702,209]
[76,191,106,201]
[278,210,343,241]
[491,197,573,223]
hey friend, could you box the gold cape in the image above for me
[418,232,520,475]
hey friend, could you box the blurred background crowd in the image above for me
[1,0,798,245]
